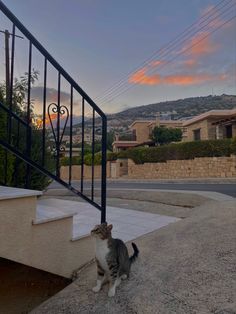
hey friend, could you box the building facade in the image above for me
[183,109,236,141]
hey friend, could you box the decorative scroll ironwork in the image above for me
[47,102,69,156]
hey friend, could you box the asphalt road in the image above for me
[106,181,236,197]
[49,181,236,198]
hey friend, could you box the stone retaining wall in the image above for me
[60,162,111,181]
[127,155,236,179]
[60,155,236,180]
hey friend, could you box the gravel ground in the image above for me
[32,198,236,314]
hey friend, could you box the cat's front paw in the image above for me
[108,288,116,297]
[92,286,101,293]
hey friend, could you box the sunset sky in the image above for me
[1,0,236,114]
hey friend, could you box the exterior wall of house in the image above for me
[131,122,151,143]
[183,119,210,142]
[131,121,185,143]
[184,119,236,142]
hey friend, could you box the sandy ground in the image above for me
[32,198,236,314]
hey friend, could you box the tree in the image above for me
[0,70,53,189]
[151,126,182,145]
[107,131,115,151]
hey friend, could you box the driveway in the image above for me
[32,198,236,314]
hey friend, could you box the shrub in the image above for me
[231,137,236,154]
[118,139,234,164]
[84,152,102,166]
[61,156,82,166]
[60,151,119,166]
[151,126,182,145]
[107,152,118,161]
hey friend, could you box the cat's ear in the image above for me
[107,224,113,231]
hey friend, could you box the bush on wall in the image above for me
[60,151,118,166]
[117,138,235,164]
[60,138,236,166]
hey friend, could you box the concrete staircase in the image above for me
[0,186,180,279]
[0,186,94,278]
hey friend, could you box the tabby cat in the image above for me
[91,222,139,297]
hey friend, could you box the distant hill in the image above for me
[107,94,236,129]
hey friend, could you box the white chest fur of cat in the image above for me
[95,238,109,271]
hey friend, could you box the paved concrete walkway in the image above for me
[37,198,179,242]
[32,196,236,314]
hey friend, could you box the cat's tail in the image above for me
[129,242,139,264]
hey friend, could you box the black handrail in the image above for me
[0,1,107,223]
[0,0,105,118]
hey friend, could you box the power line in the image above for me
[101,13,236,104]
[97,0,235,103]
[94,0,235,104]
[94,0,231,102]
[102,5,236,103]
[95,0,231,102]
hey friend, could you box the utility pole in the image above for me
[0,29,23,103]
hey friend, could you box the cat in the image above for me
[91,222,139,297]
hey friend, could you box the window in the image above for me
[225,125,232,138]
[193,129,201,141]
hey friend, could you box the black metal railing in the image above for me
[0,1,107,223]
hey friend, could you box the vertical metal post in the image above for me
[81,98,85,192]
[91,109,95,201]
[14,120,20,186]
[56,72,61,178]
[42,57,47,167]
[9,25,15,111]
[101,115,107,223]
[4,29,11,186]
[4,29,10,104]
[25,41,32,189]
[69,85,73,185]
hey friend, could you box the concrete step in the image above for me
[35,199,78,224]
[0,186,42,200]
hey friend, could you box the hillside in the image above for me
[107,94,236,129]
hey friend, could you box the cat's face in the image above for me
[91,223,113,240]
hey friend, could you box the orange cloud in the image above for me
[149,60,164,67]
[128,3,231,88]
[32,113,58,128]
[185,32,219,57]
[200,4,228,29]
[163,74,213,85]
[129,65,226,86]
[183,59,197,68]
[129,68,161,85]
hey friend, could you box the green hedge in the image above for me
[118,138,236,164]
[60,139,236,166]
[60,156,82,166]
[60,151,117,166]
